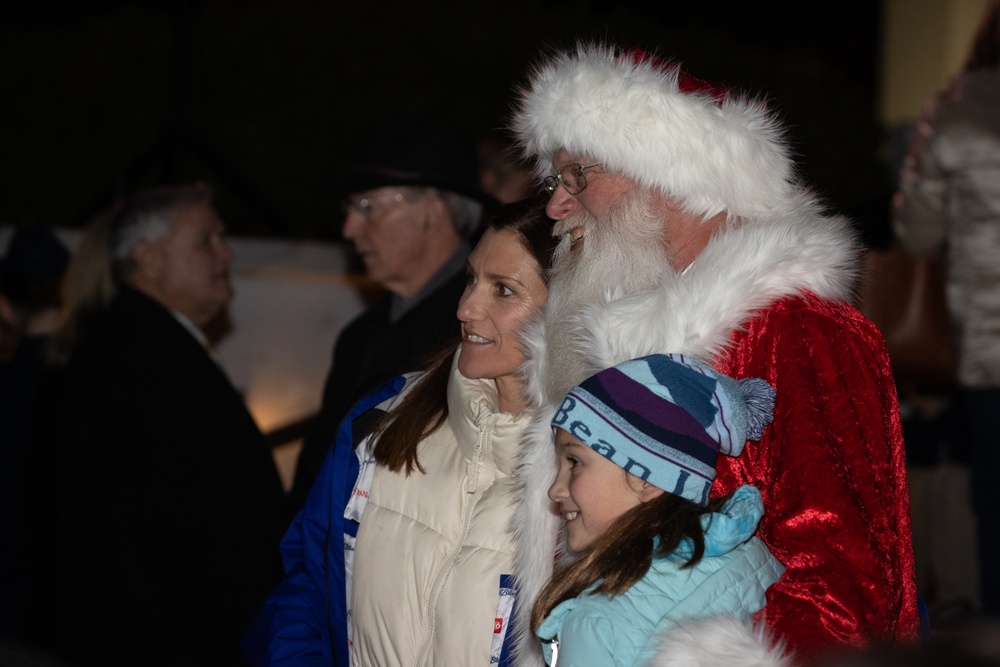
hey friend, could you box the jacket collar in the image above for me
[446,347,532,477]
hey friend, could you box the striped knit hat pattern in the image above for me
[551,353,776,505]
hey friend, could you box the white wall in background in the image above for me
[215,237,372,435]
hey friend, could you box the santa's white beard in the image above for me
[542,191,672,402]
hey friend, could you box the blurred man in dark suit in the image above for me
[29,184,290,666]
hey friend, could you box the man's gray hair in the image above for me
[111,184,213,281]
[436,189,483,240]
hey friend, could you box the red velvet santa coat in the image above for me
[714,295,917,656]
[510,195,919,666]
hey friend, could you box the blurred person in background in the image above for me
[291,116,495,507]
[42,203,119,369]
[478,131,536,204]
[27,183,290,666]
[893,0,1000,620]
[0,226,69,643]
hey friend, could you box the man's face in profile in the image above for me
[145,202,234,327]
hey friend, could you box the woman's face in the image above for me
[457,227,548,413]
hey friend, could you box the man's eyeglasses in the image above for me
[542,163,602,195]
[340,192,406,218]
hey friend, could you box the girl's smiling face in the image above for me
[547,428,662,553]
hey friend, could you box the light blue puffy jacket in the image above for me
[536,485,784,667]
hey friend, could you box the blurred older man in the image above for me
[29,184,290,667]
[292,117,493,504]
[507,45,920,664]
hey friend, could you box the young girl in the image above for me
[533,353,786,667]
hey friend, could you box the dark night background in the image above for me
[0,1,887,242]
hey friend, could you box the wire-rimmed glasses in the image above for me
[542,163,602,195]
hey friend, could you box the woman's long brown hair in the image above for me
[370,196,557,474]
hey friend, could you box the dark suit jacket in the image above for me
[28,287,290,667]
[290,268,466,506]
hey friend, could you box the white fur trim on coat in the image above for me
[648,615,793,667]
[513,43,796,219]
[509,199,859,667]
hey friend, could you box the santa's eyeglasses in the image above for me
[542,162,602,195]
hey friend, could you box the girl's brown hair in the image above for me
[371,196,557,474]
[530,484,733,633]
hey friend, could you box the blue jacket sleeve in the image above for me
[241,377,407,667]
[241,439,341,666]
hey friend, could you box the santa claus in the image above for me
[508,43,920,666]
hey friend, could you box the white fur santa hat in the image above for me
[512,43,798,219]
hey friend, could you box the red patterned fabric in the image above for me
[712,293,920,658]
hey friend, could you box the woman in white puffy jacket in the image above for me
[245,198,558,667]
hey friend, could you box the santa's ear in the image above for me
[651,188,685,213]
